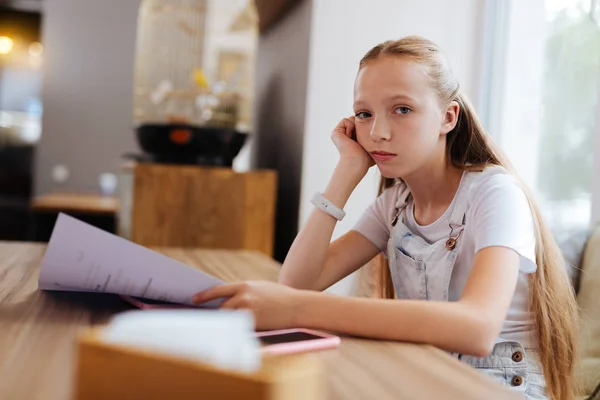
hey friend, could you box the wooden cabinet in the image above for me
[119,163,277,256]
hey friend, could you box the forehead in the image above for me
[353,57,433,102]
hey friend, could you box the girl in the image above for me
[193,36,579,400]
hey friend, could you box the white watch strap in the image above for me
[311,192,346,221]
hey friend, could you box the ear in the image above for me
[440,101,460,135]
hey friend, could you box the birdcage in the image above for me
[131,0,257,166]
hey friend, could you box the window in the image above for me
[485,0,600,233]
[538,0,599,231]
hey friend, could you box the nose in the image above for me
[370,117,392,142]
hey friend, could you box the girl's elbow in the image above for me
[460,319,499,357]
[455,304,502,357]
[467,336,496,358]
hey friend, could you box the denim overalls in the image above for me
[386,170,547,399]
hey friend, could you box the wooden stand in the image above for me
[75,329,325,400]
[119,163,277,256]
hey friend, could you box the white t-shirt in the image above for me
[352,168,539,349]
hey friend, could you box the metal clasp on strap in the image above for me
[446,214,466,250]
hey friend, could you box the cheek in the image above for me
[394,115,437,144]
[389,118,419,146]
[386,117,439,158]
[355,122,371,143]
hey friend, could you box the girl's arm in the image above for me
[279,117,379,291]
[278,161,380,291]
[195,246,520,357]
[292,246,520,356]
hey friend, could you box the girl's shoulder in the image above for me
[466,165,520,197]
[378,165,525,215]
[465,165,530,215]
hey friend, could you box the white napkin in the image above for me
[101,310,260,373]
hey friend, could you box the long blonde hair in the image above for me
[361,36,579,400]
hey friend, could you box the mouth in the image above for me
[370,151,397,162]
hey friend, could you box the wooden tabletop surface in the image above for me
[30,192,119,214]
[0,242,520,400]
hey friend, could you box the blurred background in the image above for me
[0,0,598,292]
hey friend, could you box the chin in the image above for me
[376,164,403,180]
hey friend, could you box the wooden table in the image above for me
[0,242,520,400]
[30,192,119,215]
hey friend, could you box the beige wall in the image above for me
[299,0,486,294]
[35,0,141,195]
[251,0,486,268]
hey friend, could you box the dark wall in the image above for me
[252,0,312,262]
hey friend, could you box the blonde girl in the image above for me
[194,36,579,400]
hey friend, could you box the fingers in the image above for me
[331,117,361,153]
[192,283,243,304]
[332,117,356,140]
[219,295,243,310]
[336,117,354,137]
[344,116,355,138]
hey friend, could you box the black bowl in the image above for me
[135,124,248,166]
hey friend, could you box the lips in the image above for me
[370,151,397,162]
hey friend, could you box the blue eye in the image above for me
[395,107,411,115]
[355,111,372,119]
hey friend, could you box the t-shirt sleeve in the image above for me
[469,173,537,273]
[351,187,396,255]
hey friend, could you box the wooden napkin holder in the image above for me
[74,329,325,400]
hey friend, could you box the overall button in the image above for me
[512,351,523,363]
[511,376,523,387]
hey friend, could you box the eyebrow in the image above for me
[353,94,418,108]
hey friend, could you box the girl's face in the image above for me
[353,57,458,179]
